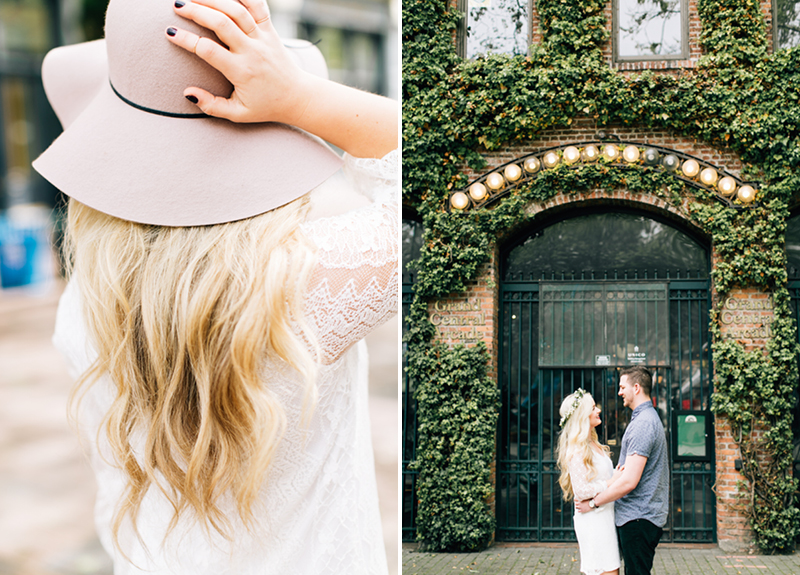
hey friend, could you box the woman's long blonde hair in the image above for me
[556,390,610,501]
[64,196,318,546]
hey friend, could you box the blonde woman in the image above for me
[556,389,622,575]
[34,0,397,573]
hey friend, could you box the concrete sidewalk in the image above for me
[402,544,800,574]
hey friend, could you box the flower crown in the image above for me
[559,388,587,427]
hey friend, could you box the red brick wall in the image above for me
[762,0,775,54]
[715,418,756,551]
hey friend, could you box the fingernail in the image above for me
[166,27,177,37]
[185,95,198,104]
[174,0,185,7]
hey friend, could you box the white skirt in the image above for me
[573,502,621,575]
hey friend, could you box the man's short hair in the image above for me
[620,365,653,397]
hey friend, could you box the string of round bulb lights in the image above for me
[449,141,759,211]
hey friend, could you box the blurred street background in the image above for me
[0,0,399,573]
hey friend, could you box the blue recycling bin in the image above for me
[0,213,53,289]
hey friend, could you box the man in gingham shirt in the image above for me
[576,366,669,575]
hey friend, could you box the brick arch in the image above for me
[451,120,757,213]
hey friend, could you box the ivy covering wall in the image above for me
[403,0,800,553]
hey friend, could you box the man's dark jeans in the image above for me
[617,518,663,575]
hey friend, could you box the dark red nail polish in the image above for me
[186,95,198,104]
[166,27,177,37]
[175,1,185,7]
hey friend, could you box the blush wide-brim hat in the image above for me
[32,0,342,227]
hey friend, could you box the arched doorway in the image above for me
[496,208,716,543]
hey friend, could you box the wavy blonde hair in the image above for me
[64,196,319,547]
[556,390,610,501]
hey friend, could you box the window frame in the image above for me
[772,0,800,51]
[456,0,533,59]
[612,0,690,62]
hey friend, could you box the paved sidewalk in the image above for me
[402,544,800,574]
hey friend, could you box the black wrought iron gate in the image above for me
[497,278,716,542]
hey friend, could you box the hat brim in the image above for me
[33,41,342,227]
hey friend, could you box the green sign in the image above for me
[677,414,707,457]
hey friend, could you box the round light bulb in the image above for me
[563,146,580,165]
[681,159,700,178]
[643,148,660,166]
[486,172,505,190]
[663,154,680,170]
[469,182,488,201]
[504,164,522,181]
[717,176,737,197]
[450,192,469,210]
[543,151,560,168]
[737,185,756,203]
[602,144,619,162]
[582,145,599,162]
[622,145,641,163]
[699,167,718,186]
[524,157,541,173]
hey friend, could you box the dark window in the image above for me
[504,211,708,281]
[403,218,424,284]
[402,217,423,540]
[785,213,800,493]
[786,212,800,278]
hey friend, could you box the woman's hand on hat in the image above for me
[166,0,398,158]
[166,0,314,126]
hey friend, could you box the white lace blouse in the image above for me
[567,448,613,503]
[52,150,399,575]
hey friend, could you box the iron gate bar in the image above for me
[528,297,536,536]
[670,284,711,412]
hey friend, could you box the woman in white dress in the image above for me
[34,0,397,573]
[556,389,622,575]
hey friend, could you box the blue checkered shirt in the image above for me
[615,401,670,528]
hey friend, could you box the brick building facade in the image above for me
[403,0,800,553]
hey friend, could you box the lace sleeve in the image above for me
[300,150,399,364]
[567,455,602,502]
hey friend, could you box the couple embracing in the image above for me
[556,366,670,575]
